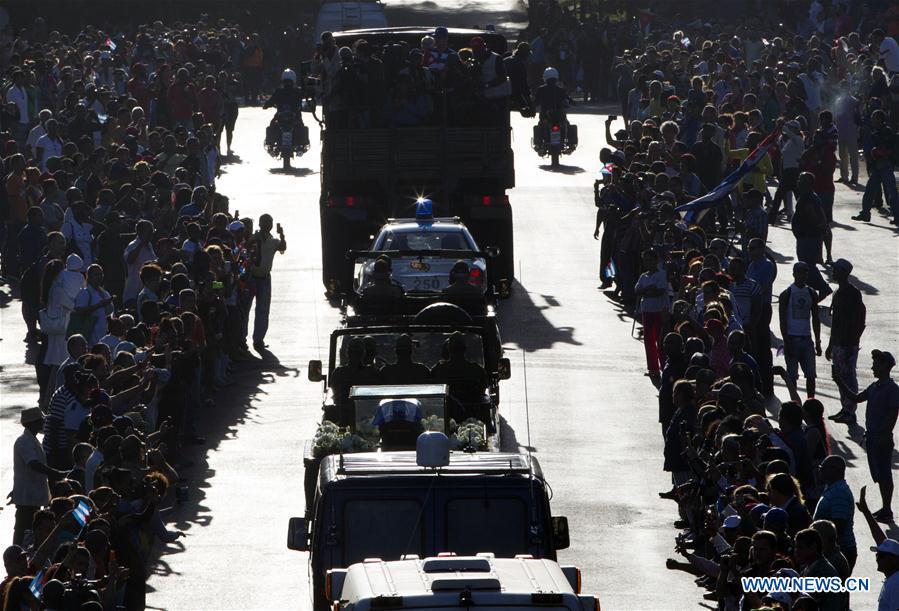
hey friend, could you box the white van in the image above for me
[314,1,388,39]
[327,554,601,610]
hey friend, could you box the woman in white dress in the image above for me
[41,255,85,402]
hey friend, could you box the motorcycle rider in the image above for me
[535,67,569,121]
[263,69,306,148]
[534,67,572,148]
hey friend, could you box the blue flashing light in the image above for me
[416,198,434,221]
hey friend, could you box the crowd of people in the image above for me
[0,16,290,610]
[524,0,899,104]
[2,1,899,609]
[589,1,899,609]
[309,26,514,129]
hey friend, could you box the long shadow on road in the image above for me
[498,280,580,352]
[148,350,301,572]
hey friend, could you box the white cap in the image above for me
[66,253,84,271]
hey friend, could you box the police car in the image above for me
[352,200,492,295]
[327,554,600,610]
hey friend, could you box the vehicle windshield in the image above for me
[444,497,529,556]
[335,331,485,371]
[375,230,475,252]
[342,498,424,565]
[331,488,537,567]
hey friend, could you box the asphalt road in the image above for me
[0,107,897,610]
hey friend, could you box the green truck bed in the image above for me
[322,127,515,188]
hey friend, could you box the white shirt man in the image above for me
[6,83,29,124]
[26,121,47,157]
[13,414,51,509]
[122,236,156,304]
[880,35,899,74]
[35,133,63,171]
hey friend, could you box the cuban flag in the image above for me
[73,499,92,527]
[675,125,781,223]
[105,38,116,51]
[29,569,44,598]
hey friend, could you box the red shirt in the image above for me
[167,82,197,121]
[802,146,837,194]
[197,88,223,124]
[127,78,152,111]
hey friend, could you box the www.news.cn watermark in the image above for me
[742,576,871,594]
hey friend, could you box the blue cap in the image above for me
[415,198,433,220]
[763,507,788,530]
[750,503,770,522]
[434,26,449,37]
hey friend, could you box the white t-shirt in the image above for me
[84,449,104,492]
[61,211,94,266]
[123,238,156,303]
[26,123,46,152]
[35,134,63,171]
[880,37,899,74]
[74,285,114,345]
[6,85,28,123]
[878,571,899,611]
[635,269,670,313]
[786,284,814,337]
[12,430,51,507]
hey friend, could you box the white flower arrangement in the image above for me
[420,414,445,432]
[313,420,376,457]
[449,418,488,450]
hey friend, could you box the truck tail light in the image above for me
[480,195,509,206]
[327,195,359,207]
[469,267,484,285]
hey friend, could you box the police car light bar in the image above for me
[415,198,434,220]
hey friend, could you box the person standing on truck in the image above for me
[312,32,341,120]
[504,42,533,113]
[427,27,458,87]
[471,37,509,124]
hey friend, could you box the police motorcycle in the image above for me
[531,67,578,167]
[263,69,311,170]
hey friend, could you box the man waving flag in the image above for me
[73,499,92,527]
[676,122,782,223]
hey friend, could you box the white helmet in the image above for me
[543,66,559,83]
[281,68,297,84]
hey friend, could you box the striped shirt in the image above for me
[42,385,75,458]
[730,278,760,327]
[813,479,856,550]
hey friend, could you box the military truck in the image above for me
[312,27,515,295]
[287,434,570,610]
